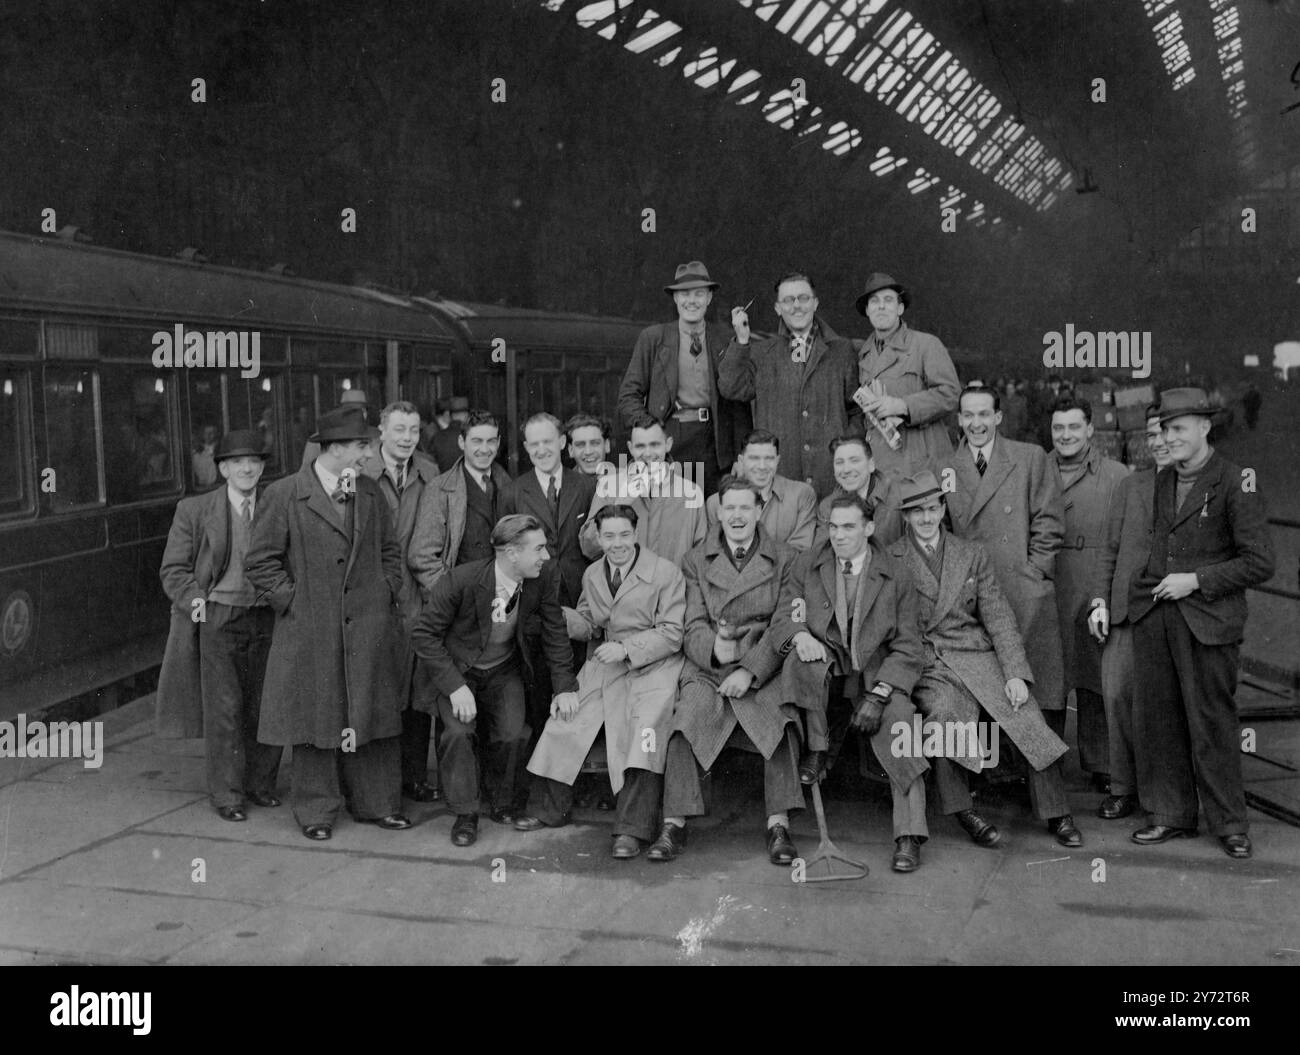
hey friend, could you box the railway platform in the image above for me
[1,688,1296,967]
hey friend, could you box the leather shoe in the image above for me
[1220,834,1252,859]
[892,836,921,872]
[1097,794,1137,820]
[247,791,280,808]
[766,824,798,866]
[366,813,412,831]
[451,813,479,846]
[798,750,828,786]
[402,780,441,803]
[302,823,332,841]
[646,822,687,862]
[1048,814,1083,847]
[611,834,643,859]
[216,805,247,822]
[1131,824,1196,845]
[489,805,517,825]
[513,814,568,831]
[954,809,1000,847]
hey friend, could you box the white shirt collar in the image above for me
[534,466,561,494]
[838,548,869,575]
[494,561,520,600]
[227,485,254,514]
[313,460,340,494]
[970,433,996,462]
[728,534,756,559]
[382,448,408,480]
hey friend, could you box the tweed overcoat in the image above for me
[408,457,515,596]
[705,474,817,551]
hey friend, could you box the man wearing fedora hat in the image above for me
[157,430,284,821]
[300,388,382,475]
[1127,388,1274,859]
[854,272,960,477]
[889,471,1082,851]
[247,404,411,840]
[617,260,751,496]
[717,271,863,497]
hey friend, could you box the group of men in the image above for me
[156,258,1275,874]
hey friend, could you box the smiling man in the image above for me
[813,434,905,548]
[705,429,817,551]
[1048,394,1129,796]
[1127,388,1274,859]
[717,272,862,496]
[563,413,614,476]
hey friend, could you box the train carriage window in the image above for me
[187,374,225,490]
[230,374,284,476]
[288,371,317,457]
[100,369,180,503]
[42,366,101,511]
[0,320,40,358]
[0,369,34,516]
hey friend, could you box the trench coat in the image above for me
[890,532,1068,774]
[716,318,863,496]
[245,462,405,748]
[526,550,685,792]
[156,485,245,738]
[939,436,1066,710]
[855,321,960,476]
[705,474,817,551]
[768,539,926,788]
[813,470,906,549]
[671,528,799,769]
[408,457,515,596]
[1051,446,1129,694]
[580,464,708,565]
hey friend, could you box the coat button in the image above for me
[802,410,809,418]
[1004,505,1012,514]
[803,444,811,451]
[344,617,353,625]
[337,557,345,565]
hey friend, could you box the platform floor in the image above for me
[1,688,1297,966]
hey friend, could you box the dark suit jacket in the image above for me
[410,558,579,710]
[1096,467,1156,625]
[506,465,597,610]
[617,320,751,472]
[1129,451,1274,645]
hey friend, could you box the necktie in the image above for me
[842,559,853,577]
[610,567,622,593]
[734,546,746,563]
[330,485,349,504]
[690,333,702,358]
[924,543,935,558]
[757,494,766,509]
[396,461,406,494]
[504,585,521,614]
[976,450,987,477]
[241,497,252,524]
[546,474,558,509]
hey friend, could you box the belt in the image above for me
[671,406,710,423]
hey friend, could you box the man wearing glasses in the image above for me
[718,271,862,497]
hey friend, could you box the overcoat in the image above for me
[616,320,751,474]
[409,559,578,713]
[940,436,1066,710]
[768,539,926,788]
[813,471,906,549]
[245,461,405,748]
[408,457,515,596]
[1128,452,1274,645]
[506,465,597,609]
[705,474,817,551]
[1095,467,1156,624]
[890,533,1068,774]
[854,321,961,476]
[156,485,242,738]
[1051,446,1129,694]
[581,464,708,565]
[716,318,863,496]
[527,550,685,792]
[671,528,799,770]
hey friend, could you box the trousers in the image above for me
[437,659,530,816]
[527,768,662,842]
[662,726,803,819]
[290,737,401,827]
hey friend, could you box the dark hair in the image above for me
[1050,394,1092,424]
[827,433,873,458]
[461,409,500,436]
[492,514,544,549]
[564,413,611,442]
[628,411,667,434]
[594,503,639,530]
[1145,402,1162,421]
[742,428,780,453]
[959,381,1001,413]
[773,271,816,295]
[828,493,874,523]
[715,473,762,504]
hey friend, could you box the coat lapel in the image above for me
[300,463,350,541]
[343,483,371,580]
[932,535,969,626]
[518,471,555,533]
[475,560,497,650]
[1169,456,1221,530]
[967,441,1013,521]
[656,323,680,403]
[850,554,888,664]
[557,467,582,528]
[205,487,232,583]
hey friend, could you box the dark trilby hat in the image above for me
[898,469,945,511]
[339,389,368,406]
[664,260,720,294]
[855,272,910,316]
[309,405,380,444]
[1154,387,1220,425]
[213,430,269,462]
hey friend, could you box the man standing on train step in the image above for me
[1128,388,1274,859]
[157,430,283,822]
[363,400,443,805]
[617,260,751,495]
[854,272,960,476]
[1049,394,1129,795]
[247,405,411,841]
[717,271,862,497]
[409,409,515,597]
